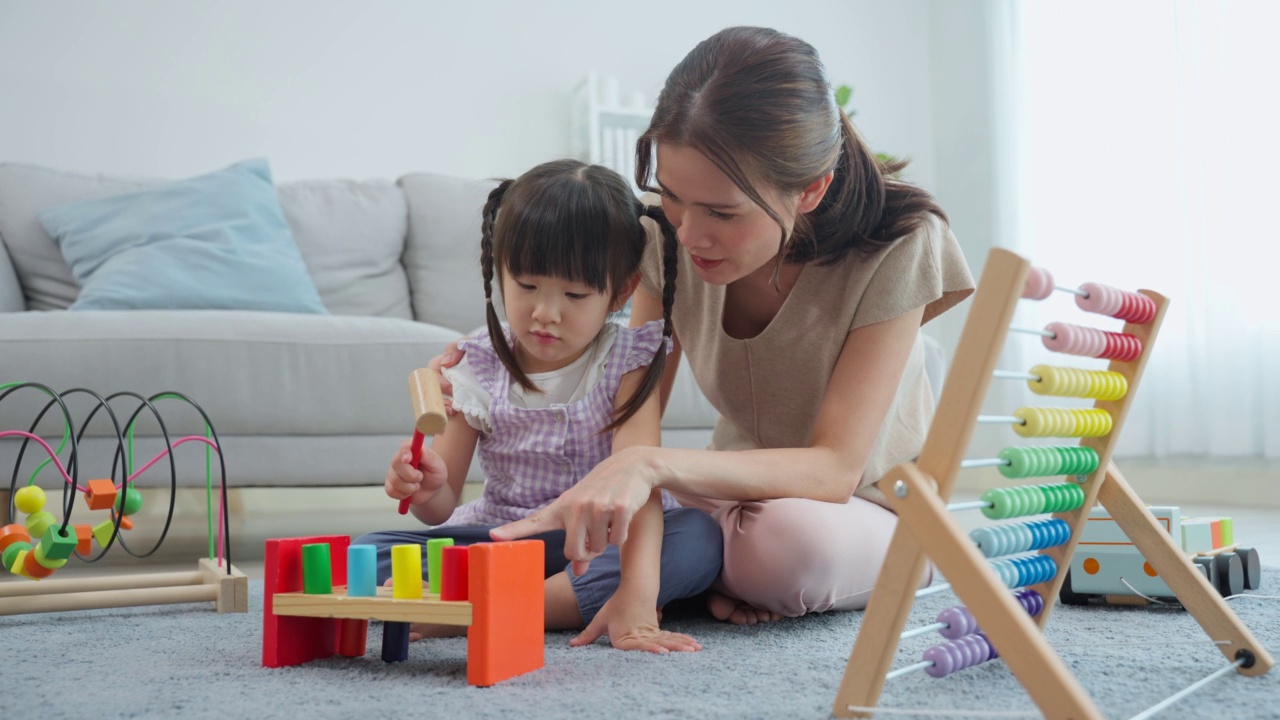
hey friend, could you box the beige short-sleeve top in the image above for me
[639,198,975,498]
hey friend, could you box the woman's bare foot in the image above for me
[707,591,783,625]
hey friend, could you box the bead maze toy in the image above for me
[262,534,545,686]
[0,383,246,615]
[831,249,1273,718]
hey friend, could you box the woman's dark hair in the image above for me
[480,159,679,431]
[636,26,947,285]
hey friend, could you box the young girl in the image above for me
[355,159,721,653]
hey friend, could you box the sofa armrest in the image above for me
[0,239,24,311]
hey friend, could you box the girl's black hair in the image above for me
[480,159,678,432]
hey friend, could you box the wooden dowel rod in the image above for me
[0,571,204,598]
[0,583,218,616]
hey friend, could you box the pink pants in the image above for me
[672,492,934,617]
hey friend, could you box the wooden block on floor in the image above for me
[199,557,249,613]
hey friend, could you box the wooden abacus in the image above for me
[832,248,1273,719]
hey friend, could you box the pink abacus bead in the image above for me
[1075,282,1121,316]
[1103,331,1143,362]
[1119,291,1157,324]
[1042,322,1105,357]
[1021,266,1054,300]
[937,606,979,639]
[1077,282,1157,324]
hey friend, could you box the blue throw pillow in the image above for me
[37,158,328,313]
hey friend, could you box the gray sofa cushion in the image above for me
[0,163,415,318]
[0,233,22,311]
[277,180,412,319]
[0,309,456,437]
[399,172,494,334]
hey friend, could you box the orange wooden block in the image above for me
[118,514,134,531]
[1210,520,1223,549]
[466,540,544,687]
[74,525,93,555]
[0,524,32,553]
[84,479,117,510]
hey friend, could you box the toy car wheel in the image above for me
[1213,552,1244,597]
[1235,547,1262,590]
[1194,556,1216,587]
[1059,569,1091,606]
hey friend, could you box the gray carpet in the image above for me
[3,577,1279,720]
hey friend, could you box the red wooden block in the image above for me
[262,534,351,668]
[441,545,469,601]
[467,540,545,686]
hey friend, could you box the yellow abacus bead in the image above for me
[14,485,46,514]
[25,510,55,540]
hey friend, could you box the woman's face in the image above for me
[654,142,794,286]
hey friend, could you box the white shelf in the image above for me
[570,73,654,194]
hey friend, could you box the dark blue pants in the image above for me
[353,507,722,623]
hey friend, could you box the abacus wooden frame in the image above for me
[832,248,1274,719]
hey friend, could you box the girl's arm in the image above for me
[409,411,479,526]
[567,362,700,653]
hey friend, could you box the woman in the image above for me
[484,26,974,629]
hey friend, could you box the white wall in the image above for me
[0,0,939,188]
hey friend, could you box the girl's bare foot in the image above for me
[708,591,783,625]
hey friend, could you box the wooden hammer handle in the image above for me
[398,368,448,515]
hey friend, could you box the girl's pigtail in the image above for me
[603,205,679,432]
[481,179,536,392]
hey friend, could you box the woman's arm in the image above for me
[494,297,925,567]
[409,411,478,526]
[631,305,925,503]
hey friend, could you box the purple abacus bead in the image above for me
[1015,588,1044,617]
[922,633,998,678]
[937,605,979,639]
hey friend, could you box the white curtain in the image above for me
[994,0,1280,460]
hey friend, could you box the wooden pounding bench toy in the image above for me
[262,534,545,686]
[264,369,544,686]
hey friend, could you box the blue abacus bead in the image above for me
[970,527,998,557]
[1015,588,1044,617]
[937,606,979,639]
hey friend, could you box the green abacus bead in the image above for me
[3,541,32,571]
[997,448,1027,479]
[981,488,1011,519]
[301,543,333,594]
[114,487,144,516]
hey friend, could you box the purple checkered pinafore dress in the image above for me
[439,321,676,528]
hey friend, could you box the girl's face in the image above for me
[654,142,797,286]
[500,272,628,374]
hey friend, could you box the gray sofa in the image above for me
[0,162,722,495]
